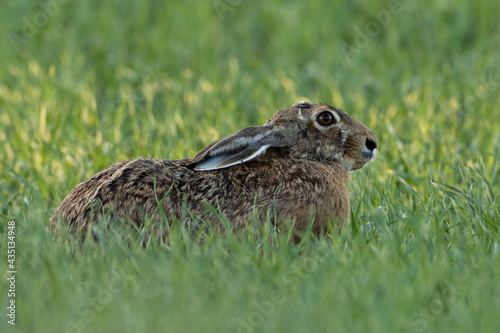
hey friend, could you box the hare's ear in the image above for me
[188,126,288,171]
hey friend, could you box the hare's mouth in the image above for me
[341,148,376,171]
[364,148,377,161]
[360,148,377,166]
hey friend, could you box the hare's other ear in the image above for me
[188,126,288,171]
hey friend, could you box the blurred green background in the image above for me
[1,0,499,332]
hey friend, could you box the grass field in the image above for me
[1,0,500,332]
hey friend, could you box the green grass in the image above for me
[1,0,500,332]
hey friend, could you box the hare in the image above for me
[50,101,378,237]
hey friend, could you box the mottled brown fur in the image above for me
[50,102,378,237]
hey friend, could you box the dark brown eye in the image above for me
[316,111,337,126]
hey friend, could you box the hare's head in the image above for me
[189,101,378,171]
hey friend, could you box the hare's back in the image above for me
[50,158,191,228]
[88,158,192,220]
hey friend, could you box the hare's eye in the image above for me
[316,111,337,126]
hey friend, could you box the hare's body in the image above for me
[51,154,349,234]
[50,101,377,236]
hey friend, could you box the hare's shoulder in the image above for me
[253,155,348,185]
[204,155,348,193]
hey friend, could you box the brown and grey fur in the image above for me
[50,101,378,237]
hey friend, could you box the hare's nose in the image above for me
[365,131,378,151]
